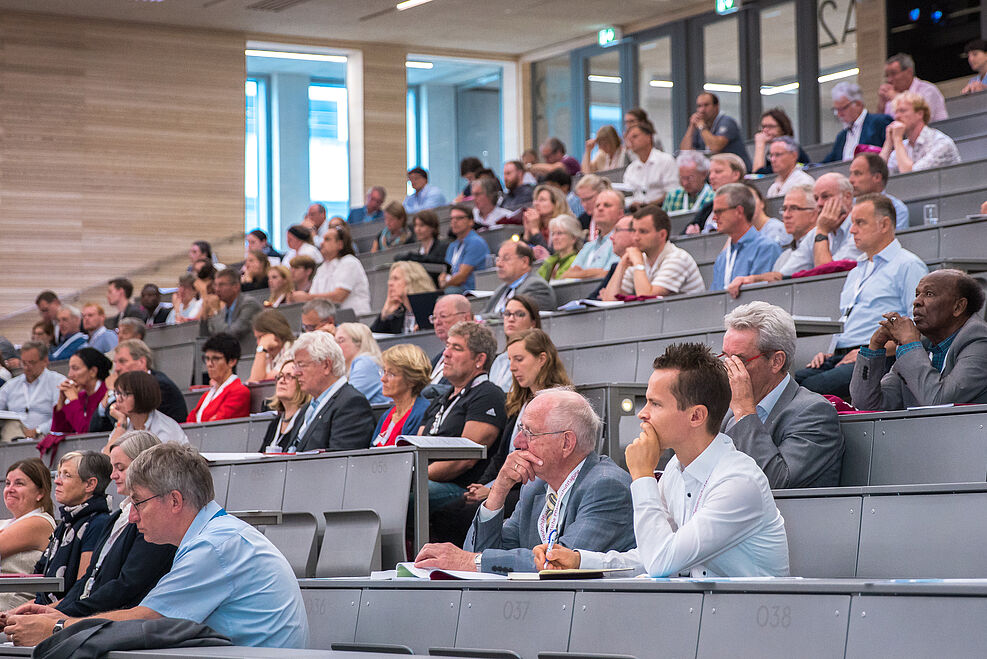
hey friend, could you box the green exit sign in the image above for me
[598,27,619,48]
[716,0,740,14]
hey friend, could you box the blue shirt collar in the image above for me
[508,271,530,290]
[859,238,902,265]
[757,374,791,421]
[179,500,223,552]
[732,225,759,246]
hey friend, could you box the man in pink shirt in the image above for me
[877,53,948,122]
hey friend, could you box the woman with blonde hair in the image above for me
[537,214,585,281]
[248,309,296,383]
[371,345,433,447]
[258,360,311,452]
[370,261,437,334]
[240,249,270,292]
[264,265,293,308]
[521,184,569,252]
[334,323,389,405]
[582,124,629,173]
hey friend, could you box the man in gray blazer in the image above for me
[482,240,557,317]
[720,302,843,489]
[414,388,634,574]
[199,269,263,342]
[850,270,987,410]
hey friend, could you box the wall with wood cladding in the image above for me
[0,11,246,336]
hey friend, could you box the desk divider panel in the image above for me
[155,342,197,389]
[845,595,987,658]
[696,593,850,659]
[199,420,254,453]
[869,415,987,485]
[837,421,873,487]
[301,588,362,650]
[940,218,987,259]
[774,496,861,578]
[570,344,637,384]
[342,452,414,568]
[354,589,462,655]
[455,590,575,659]
[283,458,348,523]
[661,295,727,334]
[549,310,606,346]
[210,465,231,508]
[227,462,287,512]
[568,591,702,659]
[602,303,663,341]
[728,282,793,314]
[790,275,845,320]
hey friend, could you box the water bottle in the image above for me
[923,203,938,225]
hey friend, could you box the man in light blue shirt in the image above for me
[795,194,927,399]
[565,189,624,280]
[404,167,447,213]
[849,153,910,229]
[81,304,118,353]
[347,185,386,225]
[711,184,781,290]
[441,204,490,293]
[3,443,309,648]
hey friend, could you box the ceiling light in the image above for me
[649,79,673,88]
[704,83,742,93]
[396,0,434,10]
[245,49,346,63]
[818,67,859,83]
[588,74,622,84]
[760,81,800,95]
[405,61,434,69]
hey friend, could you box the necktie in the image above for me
[545,491,558,518]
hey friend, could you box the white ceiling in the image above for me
[0,0,682,56]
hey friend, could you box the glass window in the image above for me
[759,2,800,137]
[703,17,742,124]
[309,81,349,220]
[532,54,572,148]
[586,49,622,143]
[817,0,858,143]
[244,77,269,234]
[637,36,674,154]
[406,86,419,170]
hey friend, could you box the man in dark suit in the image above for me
[851,270,987,410]
[720,301,844,489]
[290,330,373,452]
[822,82,892,163]
[414,388,634,574]
[199,269,263,342]
[482,240,556,317]
[105,278,149,330]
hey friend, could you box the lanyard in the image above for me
[372,406,411,447]
[537,464,583,543]
[450,240,468,269]
[841,260,879,320]
[429,374,488,434]
[723,242,740,283]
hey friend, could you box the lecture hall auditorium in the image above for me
[0,0,986,657]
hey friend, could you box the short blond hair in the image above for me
[381,344,432,397]
[893,91,931,124]
[388,261,436,295]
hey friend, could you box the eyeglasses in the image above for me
[832,101,854,116]
[501,310,529,320]
[613,227,635,233]
[381,369,402,379]
[132,493,162,512]
[780,205,814,213]
[517,424,567,441]
[759,123,780,131]
[766,152,790,160]
[717,352,766,365]
[274,373,297,383]
[112,390,132,399]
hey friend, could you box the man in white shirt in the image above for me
[807,172,862,267]
[0,341,65,440]
[622,120,677,210]
[877,53,948,122]
[601,205,704,299]
[471,178,512,228]
[765,137,814,198]
[536,342,789,578]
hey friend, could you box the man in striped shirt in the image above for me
[662,151,714,214]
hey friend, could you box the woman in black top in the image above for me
[369,261,438,334]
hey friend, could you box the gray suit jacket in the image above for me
[199,293,263,342]
[722,378,843,489]
[482,270,557,316]
[850,315,987,410]
[464,452,635,573]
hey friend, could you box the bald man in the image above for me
[564,189,625,280]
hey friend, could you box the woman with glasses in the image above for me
[370,261,437,335]
[335,323,390,405]
[50,347,113,436]
[537,215,584,282]
[521,184,569,254]
[370,345,432,448]
[247,309,296,383]
[102,371,188,453]
[258,361,311,452]
[752,108,812,175]
[0,459,57,610]
[187,333,250,423]
[431,328,571,544]
[489,295,541,392]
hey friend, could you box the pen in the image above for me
[544,529,558,569]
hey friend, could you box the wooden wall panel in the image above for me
[361,44,408,206]
[0,11,244,338]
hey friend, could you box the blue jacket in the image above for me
[822,113,893,163]
[372,395,430,442]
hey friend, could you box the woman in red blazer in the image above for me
[188,333,251,423]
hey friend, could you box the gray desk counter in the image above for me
[0,577,60,593]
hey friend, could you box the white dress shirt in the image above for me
[0,369,66,434]
[623,148,678,206]
[579,433,789,577]
[842,109,869,161]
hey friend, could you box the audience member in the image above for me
[264,265,293,308]
[765,136,815,197]
[472,178,512,229]
[139,284,172,326]
[720,302,844,487]
[795,195,928,399]
[881,91,961,174]
[51,348,112,435]
[283,225,323,266]
[679,92,752,169]
[601,205,704,300]
[623,120,677,209]
[540,168,582,218]
[418,387,632,574]
[752,107,812,174]
[288,255,318,295]
[537,343,789,578]
[35,291,63,345]
[802,172,861,268]
[300,299,338,335]
[710,184,781,290]
[440,205,491,293]
[29,321,55,353]
[745,182,788,247]
[35,451,112,602]
[289,331,374,451]
[187,333,250,423]
[418,322,507,509]
[962,39,987,94]
[823,82,893,163]
[588,215,636,299]
[198,269,263,342]
[662,151,714,214]
[0,459,56,609]
[0,342,65,440]
[571,174,612,233]
[247,309,295,383]
[3,443,309,648]
[91,339,187,431]
[239,249,269,292]
[564,189,624,280]
[457,157,485,200]
[187,240,223,271]
[404,167,447,213]
[371,345,432,447]
[398,210,447,268]
[501,160,534,212]
[582,125,629,174]
[521,184,568,252]
[105,279,148,330]
[348,186,387,225]
[537,215,584,282]
[294,225,372,315]
[246,228,284,264]
[428,294,473,384]
[851,270,987,409]
[848,152,909,229]
[51,305,87,361]
[168,274,202,324]
[877,53,948,122]
[623,107,665,151]
[372,202,413,252]
[104,371,188,450]
[258,360,310,452]
[371,261,436,335]
[489,296,541,392]
[529,138,581,178]
[82,304,118,353]
[688,152,748,234]
[302,203,329,243]
[483,241,556,316]
[335,323,389,405]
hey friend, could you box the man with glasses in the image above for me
[91,339,187,432]
[719,302,843,488]
[300,299,338,334]
[482,241,556,317]
[0,340,65,440]
[414,387,633,574]
[822,82,893,163]
[199,269,263,342]
[877,53,947,122]
[440,204,490,293]
[710,184,781,291]
[428,294,472,385]
[765,137,814,198]
[564,189,625,280]
[590,215,636,300]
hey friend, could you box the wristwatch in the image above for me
[814,233,829,243]
[632,264,646,272]
[52,619,67,634]
[473,554,482,571]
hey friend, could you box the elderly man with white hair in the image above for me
[413,387,634,574]
[289,330,374,452]
[822,82,893,163]
[662,151,714,214]
[765,136,814,198]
